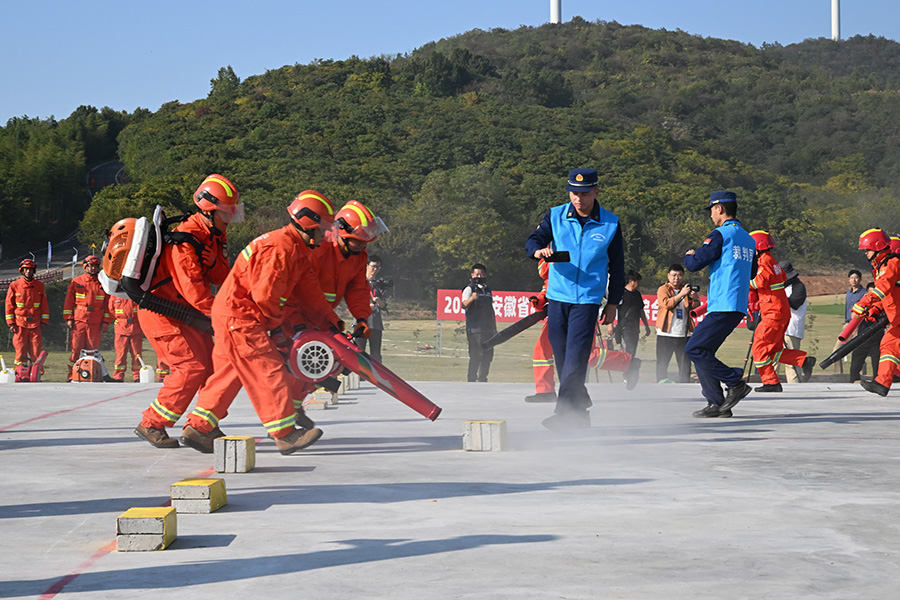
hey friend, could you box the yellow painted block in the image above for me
[171,478,227,512]
[116,506,177,551]
[305,390,331,410]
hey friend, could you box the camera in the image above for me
[373,277,393,297]
[689,284,701,292]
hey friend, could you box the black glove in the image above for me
[353,319,371,339]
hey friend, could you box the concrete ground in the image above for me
[2,378,899,599]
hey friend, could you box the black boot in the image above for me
[755,383,783,392]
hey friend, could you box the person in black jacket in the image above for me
[612,271,651,358]
[462,263,497,382]
[780,260,808,383]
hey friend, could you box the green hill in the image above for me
[4,20,900,299]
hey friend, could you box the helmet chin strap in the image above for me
[201,210,224,236]
[291,221,319,248]
[338,237,361,256]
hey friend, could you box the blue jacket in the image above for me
[526,201,625,305]
[684,220,755,314]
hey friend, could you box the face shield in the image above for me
[334,216,389,242]
[216,201,245,224]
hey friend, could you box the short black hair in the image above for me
[626,270,642,283]
[848,269,862,278]
[472,263,487,273]
[720,202,737,218]
[866,281,876,290]
[668,264,684,273]
[368,255,382,265]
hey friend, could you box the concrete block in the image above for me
[305,389,331,410]
[170,478,227,513]
[116,507,177,551]
[347,371,360,390]
[463,420,507,452]
[213,436,255,473]
[336,375,347,395]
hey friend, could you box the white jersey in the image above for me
[785,283,807,339]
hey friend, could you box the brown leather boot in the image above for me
[181,425,221,454]
[274,427,323,455]
[134,424,179,448]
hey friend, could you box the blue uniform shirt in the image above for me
[684,220,756,314]
[526,201,625,306]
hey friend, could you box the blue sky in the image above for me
[2,0,898,124]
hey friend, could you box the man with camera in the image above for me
[655,264,701,383]
[363,255,391,362]
[462,263,497,382]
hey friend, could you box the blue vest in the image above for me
[708,220,755,313]
[546,203,619,305]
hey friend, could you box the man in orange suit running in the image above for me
[182,190,346,455]
[134,174,242,448]
[748,230,815,391]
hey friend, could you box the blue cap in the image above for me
[705,190,737,209]
[566,168,598,192]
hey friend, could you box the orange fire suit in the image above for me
[64,273,111,379]
[139,213,229,429]
[531,260,632,393]
[313,231,372,319]
[750,251,807,385]
[851,253,900,389]
[276,233,374,411]
[186,225,342,438]
[111,297,143,382]
[5,276,49,365]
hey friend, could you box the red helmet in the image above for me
[334,201,388,242]
[749,230,775,251]
[83,255,101,267]
[891,236,900,254]
[859,228,890,252]
[193,174,243,223]
[19,258,36,274]
[288,190,335,230]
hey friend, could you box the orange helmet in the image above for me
[19,258,36,274]
[193,174,243,223]
[334,200,388,242]
[749,230,775,251]
[83,255,101,268]
[288,190,335,231]
[891,236,900,254]
[859,228,890,253]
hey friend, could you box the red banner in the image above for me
[436,290,740,328]
[437,289,539,323]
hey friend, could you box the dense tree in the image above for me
[5,21,900,297]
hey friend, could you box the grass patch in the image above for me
[7,297,847,384]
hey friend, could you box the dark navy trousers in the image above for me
[684,311,745,405]
[548,300,601,413]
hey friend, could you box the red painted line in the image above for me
[760,436,900,441]
[38,467,215,599]
[38,540,117,599]
[0,388,150,432]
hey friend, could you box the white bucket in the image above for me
[0,355,12,383]
[138,357,157,383]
